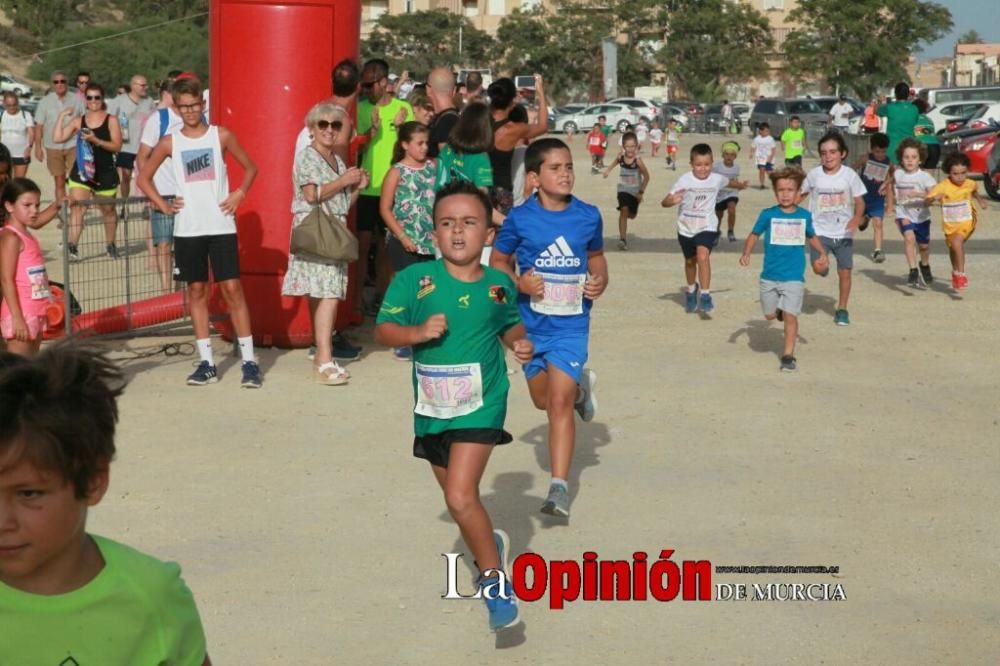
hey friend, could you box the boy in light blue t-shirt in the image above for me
[740,167,828,372]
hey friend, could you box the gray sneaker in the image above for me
[541,483,570,517]
[574,368,598,422]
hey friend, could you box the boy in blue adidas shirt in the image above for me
[491,138,608,518]
[739,168,828,372]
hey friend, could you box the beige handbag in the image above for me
[289,204,358,263]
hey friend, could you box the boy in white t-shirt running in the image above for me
[137,76,262,387]
[751,123,777,189]
[662,143,748,314]
[648,119,663,157]
[799,131,865,326]
[892,138,937,288]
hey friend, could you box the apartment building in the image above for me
[361,0,548,37]
[951,43,1000,87]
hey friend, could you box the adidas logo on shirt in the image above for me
[535,236,582,268]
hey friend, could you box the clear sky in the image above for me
[919,0,999,60]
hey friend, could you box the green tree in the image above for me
[494,0,664,102]
[362,9,495,78]
[784,0,952,99]
[957,29,983,44]
[27,18,208,90]
[0,0,76,37]
[657,0,773,101]
[121,0,207,21]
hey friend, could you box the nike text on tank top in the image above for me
[170,126,235,237]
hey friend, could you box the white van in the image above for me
[918,86,1000,109]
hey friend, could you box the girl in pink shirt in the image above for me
[1,178,59,356]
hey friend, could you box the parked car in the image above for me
[749,97,829,137]
[731,102,751,126]
[940,122,1000,199]
[555,103,639,134]
[660,104,690,129]
[701,103,742,134]
[549,103,588,132]
[958,103,1000,132]
[987,137,1000,201]
[607,97,661,125]
[0,73,31,97]
[926,101,997,134]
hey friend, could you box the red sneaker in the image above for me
[957,274,969,289]
[951,274,962,290]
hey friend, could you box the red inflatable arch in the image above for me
[208,0,363,347]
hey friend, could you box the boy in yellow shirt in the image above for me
[926,153,989,290]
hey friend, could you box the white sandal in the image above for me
[314,361,349,385]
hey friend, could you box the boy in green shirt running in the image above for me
[375,180,533,633]
[780,116,806,167]
[0,345,210,665]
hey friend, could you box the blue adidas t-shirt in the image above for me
[494,195,603,335]
[751,205,816,283]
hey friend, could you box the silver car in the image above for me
[556,103,640,134]
[749,98,829,137]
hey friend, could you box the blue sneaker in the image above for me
[393,346,412,361]
[834,309,850,326]
[186,361,218,386]
[479,529,518,632]
[700,292,714,313]
[240,361,263,388]
[684,286,699,313]
[333,333,362,360]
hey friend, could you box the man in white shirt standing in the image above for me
[33,70,84,205]
[109,74,155,204]
[829,95,854,134]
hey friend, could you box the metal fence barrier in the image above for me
[61,196,189,337]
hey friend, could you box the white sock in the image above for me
[551,477,568,490]
[701,288,711,295]
[686,283,698,293]
[196,338,214,365]
[238,336,255,363]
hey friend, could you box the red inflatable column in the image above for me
[209,0,361,347]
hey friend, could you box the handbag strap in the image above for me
[305,145,345,210]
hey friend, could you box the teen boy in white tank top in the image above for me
[136,76,262,387]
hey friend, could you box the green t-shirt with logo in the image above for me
[435,144,493,190]
[357,97,414,196]
[914,114,939,146]
[877,100,919,164]
[0,534,207,665]
[780,127,806,159]
[377,260,520,435]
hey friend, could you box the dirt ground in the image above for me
[24,132,1000,664]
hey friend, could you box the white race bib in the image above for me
[943,201,972,223]
[817,190,849,214]
[791,139,803,151]
[863,160,889,183]
[27,265,50,300]
[414,362,483,419]
[530,272,586,316]
[769,218,806,246]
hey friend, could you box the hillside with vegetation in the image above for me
[0,0,207,91]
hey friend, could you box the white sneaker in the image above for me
[574,369,598,422]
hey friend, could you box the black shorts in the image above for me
[715,197,738,212]
[356,194,385,234]
[173,234,240,283]
[413,428,512,468]
[678,231,720,259]
[616,191,640,217]
[386,235,434,273]
[922,144,940,170]
[116,152,136,170]
[785,156,803,167]
[11,157,29,166]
